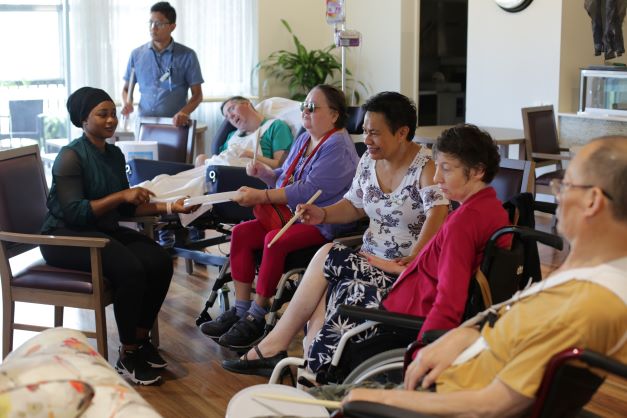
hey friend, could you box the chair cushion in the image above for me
[11,258,108,294]
[536,169,565,186]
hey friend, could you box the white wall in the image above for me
[257,0,331,98]
[466,0,563,128]
[256,0,419,103]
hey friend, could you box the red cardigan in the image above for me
[382,187,510,340]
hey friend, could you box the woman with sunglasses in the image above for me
[199,84,360,348]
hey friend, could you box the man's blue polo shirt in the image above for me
[124,39,204,117]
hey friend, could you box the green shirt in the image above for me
[41,135,136,233]
[220,118,293,158]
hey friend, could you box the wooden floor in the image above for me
[4,213,626,417]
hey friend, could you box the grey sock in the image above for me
[234,299,251,318]
[248,301,268,321]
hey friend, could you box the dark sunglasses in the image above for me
[300,102,332,113]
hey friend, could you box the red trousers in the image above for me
[229,220,328,298]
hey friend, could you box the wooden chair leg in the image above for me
[151,318,160,348]
[54,306,63,327]
[3,301,15,359]
[94,306,108,360]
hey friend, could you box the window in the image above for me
[1,0,257,150]
[0,1,66,146]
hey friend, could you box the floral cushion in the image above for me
[0,328,161,418]
[0,380,94,418]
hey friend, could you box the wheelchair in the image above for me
[333,347,627,418]
[268,193,564,386]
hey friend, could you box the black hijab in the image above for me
[66,87,113,128]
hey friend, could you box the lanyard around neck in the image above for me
[280,128,339,188]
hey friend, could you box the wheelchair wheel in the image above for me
[341,348,406,385]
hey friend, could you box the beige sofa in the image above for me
[0,328,161,417]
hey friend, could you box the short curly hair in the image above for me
[362,92,417,141]
[433,124,501,183]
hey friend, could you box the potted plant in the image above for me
[257,19,365,102]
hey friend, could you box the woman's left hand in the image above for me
[171,197,199,214]
[361,252,406,275]
[232,186,264,207]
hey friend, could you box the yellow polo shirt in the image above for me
[437,280,627,397]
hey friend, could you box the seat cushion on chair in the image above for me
[11,258,108,294]
[536,169,565,186]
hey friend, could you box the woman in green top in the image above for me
[40,87,195,386]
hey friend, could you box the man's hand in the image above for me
[361,252,406,275]
[121,187,155,205]
[246,160,273,178]
[121,102,134,117]
[172,111,190,127]
[405,326,481,390]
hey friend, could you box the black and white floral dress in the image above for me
[306,147,448,374]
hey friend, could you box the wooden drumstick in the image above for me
[123,67,135,131]
[267,189,322,248]
[252,128,260,165]
[254,393,341,409]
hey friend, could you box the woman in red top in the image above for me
[223,124,510,377]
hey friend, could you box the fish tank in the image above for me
[579,66,627,118]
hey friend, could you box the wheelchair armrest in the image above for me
[126,159,193,186]
[333,234,363,247]
[0,231,109,248]
[490,226,563,251]
[341,401,436,418]
[420,329,448,344]
[338,305,425,331]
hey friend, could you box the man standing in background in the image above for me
[122,1,203,127]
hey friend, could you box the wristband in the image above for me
[166,201,173,215]
[321,207,327,223]
[265,189,271,204]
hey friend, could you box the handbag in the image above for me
[253,128,338,231]
[253,203,293,231]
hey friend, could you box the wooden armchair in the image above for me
[0,145,158,359]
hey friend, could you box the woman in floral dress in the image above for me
[221,92,449,376]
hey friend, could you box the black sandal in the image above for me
[221,345,288,377]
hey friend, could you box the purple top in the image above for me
[274,129,359,239]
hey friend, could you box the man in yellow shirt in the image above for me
[343,136,627,417]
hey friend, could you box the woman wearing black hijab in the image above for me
[40,87,194,385]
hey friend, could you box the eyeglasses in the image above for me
[148,20,171,29]
[550,178,613,201]
[300,102,332,113]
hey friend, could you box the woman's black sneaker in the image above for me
[138,340,168,369]
[218,314,265,348]
[199,307,240,338]
[115,348,162,385]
